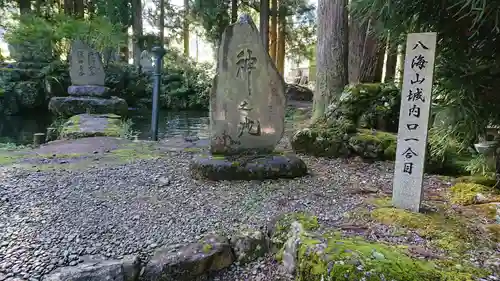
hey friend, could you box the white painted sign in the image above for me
[392,32,437,212]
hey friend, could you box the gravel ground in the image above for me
[0,146,402,280]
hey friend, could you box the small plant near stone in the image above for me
[119,118,139,140]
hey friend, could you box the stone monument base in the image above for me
[60,113,124,139]
[189,153,308,181]
[68,85,110,98]
[48,96,128,117]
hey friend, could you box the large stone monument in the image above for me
[48,40,128,117]
[189,14,307,181]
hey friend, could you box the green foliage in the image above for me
[104,48,212,110]
[191,0,231,44]
[465,154,495,176]
[350,0,500,149]
[156,49,213,109]
[4,14,125,62]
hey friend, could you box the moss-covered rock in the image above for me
[325,83,400,132]
[348,129,397,160]
[230,228,268,264]
[189,154,308,181]
[268,212,320,253]
[60,114,124,139]
[291,118,397,161]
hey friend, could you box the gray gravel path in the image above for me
[0,150,396,280]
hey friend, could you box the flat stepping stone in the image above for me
[189,154,308,181]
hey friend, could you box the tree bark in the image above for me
[395,43,405,87]
[348,19,367,83]
[373,43,385,82]
[384,33,398,83]
[231,0,238,23]
[269,0,277,63]
[19,0,31,14]
[63,0,72,15]
[159,0,165,46]
[276,4,286,75]
[259,0,269,51]
[183,0,190,56]
[359,21,379,82]
[74,0,84,18]
[132,0,143,66]
[312,0,348,121]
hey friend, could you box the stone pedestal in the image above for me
[48,85,128,117]
[189,153,308,181]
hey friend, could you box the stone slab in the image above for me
[68,85,110,98]
[43,255,139,281]
[392,32,437,212]
[189,154,308,181]
[60,114,123,139]
[69,40,105,86]
[48,96,128,117]
[210,14,286,155]
[142,234,234,281]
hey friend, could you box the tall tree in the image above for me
[74,0,84,18]
[19,0,31,14]
[231,0,238,23]
[276,3,285,74]
[183,0,189,55]
[159,0,165,45]
[312,0,348,121]
[132,0,143,66]
[259,0,269,50]
[269,0,277,62]
[384,33,397,82]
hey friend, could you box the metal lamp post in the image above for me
[151,46,166,141]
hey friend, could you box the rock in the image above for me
[474,193,488,204]
[14,81,44,109]
[142,234,234,281]
[230,229,268,264]
[189,154,308,181]
[60,114,123,139]
[69,40,105,86]
[48,96,128,117]
[42,255,140,281]
[286,84,313,101]
[68,85,111,98]
[210,14,286,155]
[282,221,303,274]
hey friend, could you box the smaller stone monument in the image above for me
[189,14,307,181]
[140,50,154,73]
[392,32,437,212]
[48,40,128,117]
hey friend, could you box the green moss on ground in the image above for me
[450,182,500,205]
[365,195,499,256]
[297,233,488,281]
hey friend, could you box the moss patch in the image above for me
[450,183,500,205]
[296,231,489,281]
[60,114,125,139]
[270,212,320,251]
